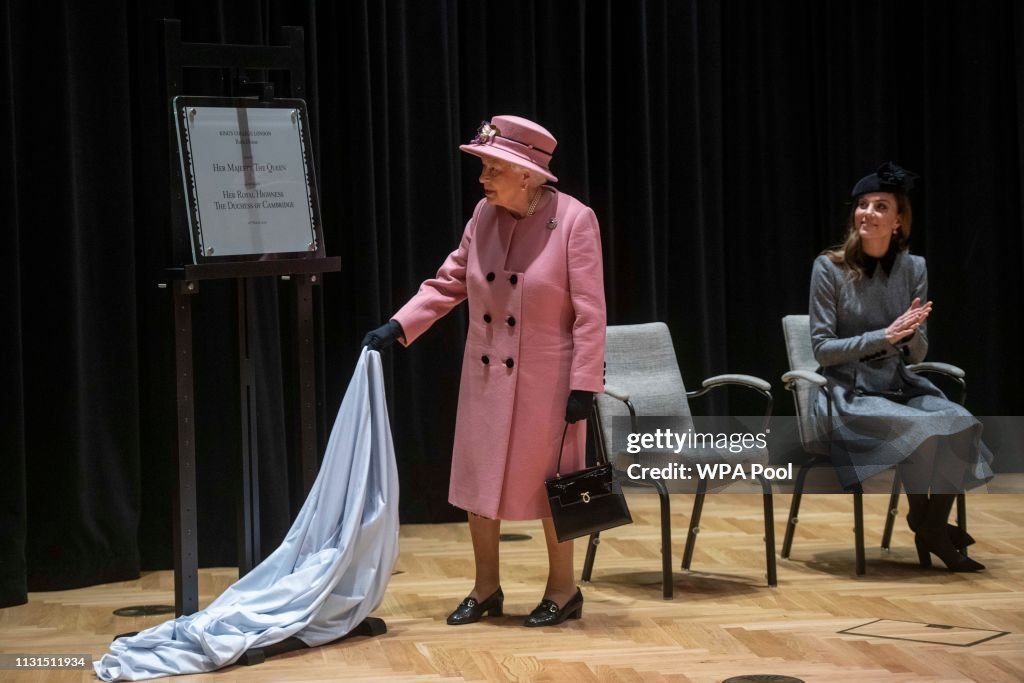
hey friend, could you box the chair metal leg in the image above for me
[653,480,673,600]
[758,475,778,587]
[853,489,866,575]
[682,480,707,572]
[881,475,901,552]
[781,461,813,559]
[581,531,599,582]
[587,475,672,596]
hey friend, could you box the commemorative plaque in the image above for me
[172,96,324,263]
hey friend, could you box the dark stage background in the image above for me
[2,0,1022,606]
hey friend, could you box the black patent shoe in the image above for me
[446,587,504,625]
[523,588,583,627]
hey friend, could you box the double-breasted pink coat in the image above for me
[392,188,606,520]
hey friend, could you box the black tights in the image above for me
[905,493,956,531]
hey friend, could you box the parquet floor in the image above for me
[1,492,1022,682]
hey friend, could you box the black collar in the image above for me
[864,244,898,278]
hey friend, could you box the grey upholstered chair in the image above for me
[780,314,968,574]
[581,322,777,599]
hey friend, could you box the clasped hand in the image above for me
[885,297,932,345]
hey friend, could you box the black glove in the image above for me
[361,319,404,351]
[565,390,594,423]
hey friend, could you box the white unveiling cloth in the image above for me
[95,349,399,680]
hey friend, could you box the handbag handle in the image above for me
[553,422,570,477]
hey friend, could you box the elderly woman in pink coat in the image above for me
[362,115,606,627]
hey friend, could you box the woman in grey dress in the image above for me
[809,162,993,572]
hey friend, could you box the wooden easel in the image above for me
[159,19,384,661]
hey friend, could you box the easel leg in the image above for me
[295,274,318,495]
[237,278,260,577]
[172,281,200,616]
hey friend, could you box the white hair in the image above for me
[509,162,548,189]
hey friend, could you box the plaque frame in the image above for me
[171,95,326,265]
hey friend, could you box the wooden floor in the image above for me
[2,493,1023,682]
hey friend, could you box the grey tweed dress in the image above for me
[809,251,993,492]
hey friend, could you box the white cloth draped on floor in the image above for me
[95,349,399,681]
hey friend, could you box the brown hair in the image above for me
[823,192,913,280]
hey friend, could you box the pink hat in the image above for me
[459,115,558,183]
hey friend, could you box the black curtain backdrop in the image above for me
[2,0,1021,607]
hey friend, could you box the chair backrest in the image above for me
[782,314,825,450]
[595,323,693,464]
[781,314,818,414]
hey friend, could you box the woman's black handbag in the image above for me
[545,423,632,543]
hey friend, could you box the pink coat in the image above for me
[392,188,606,520]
